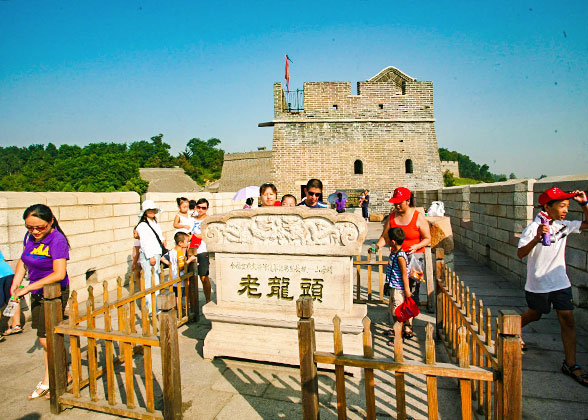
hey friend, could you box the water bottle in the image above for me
[369,245,377,262]
[538,214,551,246]
[3,298,19,317]
[3,286,24,317]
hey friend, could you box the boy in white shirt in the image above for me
[517,187,588,386]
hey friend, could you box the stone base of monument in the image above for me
[202,302,367,376]
[200,207,370,377]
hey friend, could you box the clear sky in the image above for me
[1,0,586,178]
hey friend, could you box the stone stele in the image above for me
[201,207,368,373]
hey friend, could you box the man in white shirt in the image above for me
[517,187,588,387]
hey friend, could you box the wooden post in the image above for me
[44,283,67,414]
[297,297,319,420]
[497,310,522,420]
[434,249,444,339]
[333,315,347,420]
[425,323,439,420]
[362,317,376,420]
[393,321,406,420]
[188,259,199,322]
[158,291,183,420]
[425,246,435,313]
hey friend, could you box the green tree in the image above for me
[180,137,224,184]
[443,170,456,187]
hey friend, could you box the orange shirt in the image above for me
[390,209,424,253]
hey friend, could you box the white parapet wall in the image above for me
[414,175,588,317]
[0,190,247,303]
[0,191,140,302]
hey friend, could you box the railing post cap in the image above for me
[296,297,313,318]
[43,283,62,299]
[498,309,522,335]
[156,290,177,311]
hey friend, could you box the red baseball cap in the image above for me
[538,187,579,206]
[388,187,412,203]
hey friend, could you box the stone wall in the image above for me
[414,175,588,316]
[0,191,247,302]
[1,192,140,302]
[218,151,272,192]
[440,161,459,177]
[266,66,443,213]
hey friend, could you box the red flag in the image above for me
[285,54,293,92]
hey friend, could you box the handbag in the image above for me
[143,221,169,267]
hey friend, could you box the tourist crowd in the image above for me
[1,178,587,402]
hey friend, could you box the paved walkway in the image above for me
[1,223,586,419]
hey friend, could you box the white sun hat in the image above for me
[141,200,161,215]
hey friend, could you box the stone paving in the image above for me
[1,223,587,419]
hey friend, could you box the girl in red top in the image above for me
[371,187,431,338]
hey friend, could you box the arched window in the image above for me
[354,160,363,174]
[405,159,413,174]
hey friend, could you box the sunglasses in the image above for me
[196,206,208,210]
[307,192,321,197]
[25,223,51,233]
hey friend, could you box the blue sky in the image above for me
[1,0,586,178]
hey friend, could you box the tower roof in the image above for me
[367,66,416,84]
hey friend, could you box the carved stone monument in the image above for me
[201,207,368,370]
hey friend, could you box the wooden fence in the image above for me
[434,250,522,419]
[353,246,435,312]
[298,251,523,420]
[44,266,195,420]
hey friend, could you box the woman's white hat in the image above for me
[141,200,161,215]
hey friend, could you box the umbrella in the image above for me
[233,186,260,201]
[327,191,348,205]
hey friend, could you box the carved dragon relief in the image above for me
[202,208,366,254]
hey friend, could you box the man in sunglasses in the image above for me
[298,178,328,208]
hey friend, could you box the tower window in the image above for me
[378,104,384,109]
[405,159,413,174]
[333,104,338,110]
[354,160,363,175]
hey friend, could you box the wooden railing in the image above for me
[434,250,522,419]
[44,266,192,420]
[297,297,498,420]
[353,246,436,311]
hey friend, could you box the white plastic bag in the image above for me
[426,201,445,217]
[408,257,425,283]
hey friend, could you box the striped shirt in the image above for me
[386,250,408,290]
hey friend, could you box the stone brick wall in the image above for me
[414,175,588,318]
[0,191,247,302]
[0,192,140,302]
[218,151,272,192]
[266,67,443,212]
[440,161,459,177]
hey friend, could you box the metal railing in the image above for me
[283,89,304,112]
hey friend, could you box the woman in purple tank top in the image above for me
[10,204,70,400]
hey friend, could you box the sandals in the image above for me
[28,381,49,399]
[4,325,23,335]
[562,360,588,387]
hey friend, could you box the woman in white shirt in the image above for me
[135,200,166,313]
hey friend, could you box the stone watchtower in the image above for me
[259,66,443,212]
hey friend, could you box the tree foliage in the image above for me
[178,137,224,185]
[0,133,224,194]
[439,148,510,183]
[443,170,457,187]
